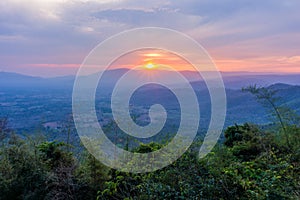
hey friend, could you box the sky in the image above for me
[0,0,300,77]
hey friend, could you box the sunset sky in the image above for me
[1,0,300,77]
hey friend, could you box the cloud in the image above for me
[0,0,299,76]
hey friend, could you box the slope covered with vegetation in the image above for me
[0,123,299,199]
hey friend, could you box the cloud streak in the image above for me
[0,0,299,76]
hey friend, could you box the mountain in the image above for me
[0,72,43,87]
[1,70,300,90]
[1,70,300,131]
[0,72,73,89]
[221,74,300,89]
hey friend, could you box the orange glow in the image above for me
[108,49,196,71]
[144,62,156,70]
[105,48,300,73]
[215,56,300,73]
[143,53,162,57]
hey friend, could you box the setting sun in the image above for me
[144,62,156,70]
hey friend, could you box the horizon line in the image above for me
[1,68,300,78]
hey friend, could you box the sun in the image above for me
[144,62,156,70]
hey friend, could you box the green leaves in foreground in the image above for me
[0,118,299,199]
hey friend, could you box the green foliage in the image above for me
[97,123,300,200]
[0,113,299,199]
[37,141,73,169]
[134,142,162,153]
[76,151,111,199]
[224,123,274,161]
[242,85,300,149]
[0,133,47,199]
[0,119,114,199]
[0,118,10,142]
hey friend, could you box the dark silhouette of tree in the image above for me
[242,85,293,148]
[0,118,10,142]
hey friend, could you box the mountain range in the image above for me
[1,69,300,89]
[0,69,300,133]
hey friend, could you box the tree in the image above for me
[242,85,296,149]
[38,141,77,199]
[0,134,47,199]
[76,151,110,199]
[0,118,10,142]
[224,123,268,161]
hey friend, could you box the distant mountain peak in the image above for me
[0,71,42,79]
[268,83,294,90]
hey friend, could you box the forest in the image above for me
[0,86,299,200]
